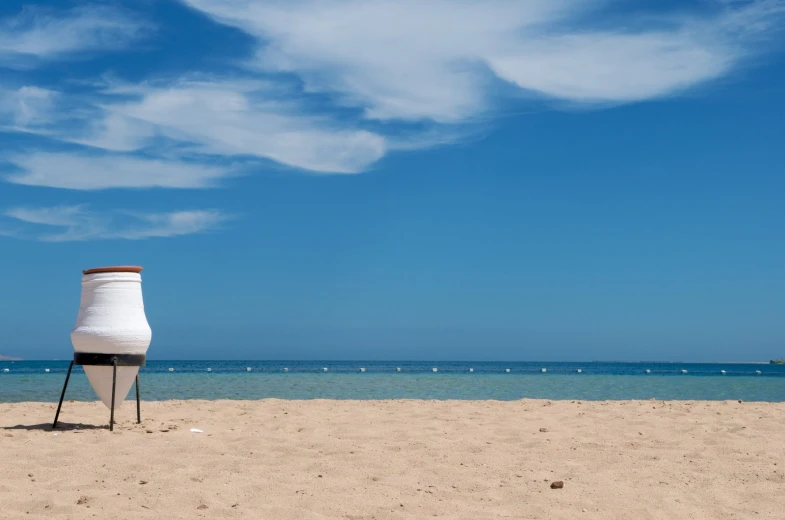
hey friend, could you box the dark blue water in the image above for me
[2,360,784,402]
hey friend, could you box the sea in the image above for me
[2,360,785,402]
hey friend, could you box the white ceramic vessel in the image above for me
[71,266,152,409]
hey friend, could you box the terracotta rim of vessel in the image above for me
[83,266,144,275]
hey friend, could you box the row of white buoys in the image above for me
[641,368,767,375]
[156,366,772,375]
[9,366,773,375]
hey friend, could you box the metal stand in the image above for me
[53,353,145,431]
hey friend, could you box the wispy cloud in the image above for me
[183,0,785,120]
[0,6,149,67]
[0,86,57,127]
[2,79,389,181]
[0,0,783,241]
[86,79,388,173]
[2,205,228,241]
[5,152,233,190]
[2,0,783,189]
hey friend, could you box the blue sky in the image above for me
[0,0,783,361]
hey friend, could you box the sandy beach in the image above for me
[2,399,784,519]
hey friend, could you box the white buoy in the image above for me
[207,368,212,372]
[755,370,762,375]
[505,368,511,373]
[720,370,726,375]
[167,367,174,372]
[577,369,582,373]
[645,369,651,374]
[468,368,474,372]
[246,367,252,372]
[432,368,438,372]
[323,367,328,372]
[681,369,687,374]
[540,368,547,373]
[359,367,366,372]
[395,367,401,372]
[45,368,50,373]
[283,368,289,372]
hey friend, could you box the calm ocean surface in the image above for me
[2,360,785,402]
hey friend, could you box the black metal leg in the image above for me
[109,358,117,432]
[135,374,141,424]
[54,353,146,432]
[52,361,75,429]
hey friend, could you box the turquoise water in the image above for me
[2,360,784,402]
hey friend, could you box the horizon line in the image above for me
[4,359,774,364]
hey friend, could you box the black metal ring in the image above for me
[73,352,146,367]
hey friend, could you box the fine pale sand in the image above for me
[2,399,784,519]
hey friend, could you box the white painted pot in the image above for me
[71,266,151,409]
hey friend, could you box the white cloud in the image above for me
[74,113,158,152]
[75,80,387,174]
[487,32,732,103]
[1,0,783,197]
[182,0,785,121]
[5,152,232,190]
[3,205,227,241]
[2,78,388,178]
[4,205,85,227]
[0,6,148,66]
[0,86,57,127]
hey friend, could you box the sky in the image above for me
[0,0,783,361]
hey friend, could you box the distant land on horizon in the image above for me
[0,355,23,361]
